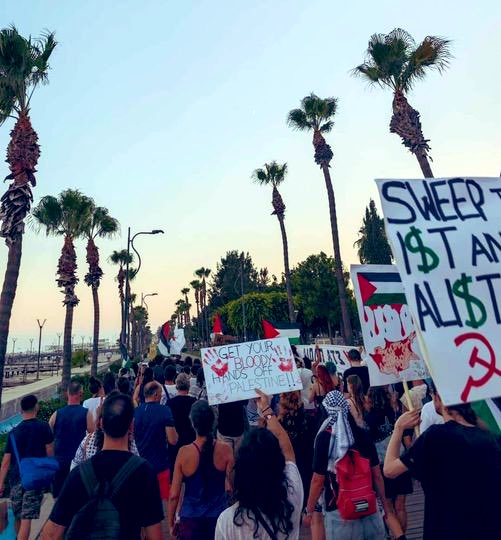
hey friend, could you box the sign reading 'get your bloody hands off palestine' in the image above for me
[377,177,501,405]
[201,337,302,405]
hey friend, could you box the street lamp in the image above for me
[36,319,47,380]
[11,338,16,356]
[29,338,34,356]
[141,292,158,312]
[123,228,164,358]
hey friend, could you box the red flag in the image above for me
[159,321,170,347]
[262,319,279,339]
[213,313,223,334]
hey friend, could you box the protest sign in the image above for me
[201,337,302,405]
[350,264,429,387]
[295,344,353,374]
[377,177,501,404]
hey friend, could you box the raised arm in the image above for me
[255,389,295,463]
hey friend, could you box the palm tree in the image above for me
[32,189,94,389]
[83,206,119,376]
[287,94,352,344]
[195,267,211,344]
[252,161,295,322]
[109,249,133,352]
[181,287,191,324]
[353,28,451,177]
[190,279,201,343]
[0,27,56,406]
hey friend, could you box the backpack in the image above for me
[65,455,144,539]
[335,449,377,520]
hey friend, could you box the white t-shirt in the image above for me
[420,400,444,433]
[215,461,303,540]
[82,396,102,424]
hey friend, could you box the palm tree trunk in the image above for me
[0,237,23,407]
[277,214,295,322]
[321,164,353,344]
[62,304,74,390]
[415,152,434,178]
[91,286,100,377]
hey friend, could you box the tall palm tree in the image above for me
[353,28,451,177]
[32,189,94,389]
[109,249,133,352]
[0,27,56,406]
[190,279,201,342]
[252,161,295,322]
[195,267,211,344]
[83,206,119,376]
[287,94,352,344]
[181,287,191,324]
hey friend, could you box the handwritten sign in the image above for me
[295,344,353,374]
[350,264,429,386]
[201,337,302,405]
[377,177,501,404]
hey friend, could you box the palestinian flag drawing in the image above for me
[262,320,300,345]
[357,270,407,307]
[351,264,428,384]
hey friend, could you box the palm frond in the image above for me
[286,108,311,131]
[31,195,62,235]
[319,121,334,133]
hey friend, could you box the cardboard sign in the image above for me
[295,344,353,374]
[201,337,302,405]
[351,264,429,387]
[377,177,501,404]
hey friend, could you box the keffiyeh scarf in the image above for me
[316,390,355,474]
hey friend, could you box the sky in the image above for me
[0,0,499,352]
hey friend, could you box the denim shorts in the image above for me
[324,509,385,540]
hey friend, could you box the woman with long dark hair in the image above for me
[216,389,303,539]
[168,400,233,540]
[346,374,367,429]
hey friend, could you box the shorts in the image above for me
[324,509,385,540]
[10,483,44,520]
[52,460,71,498]
[381,465,413,498]
[157,469,170,500]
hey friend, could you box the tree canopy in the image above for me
[354,199,393,264]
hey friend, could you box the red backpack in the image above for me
[335,449,377,520]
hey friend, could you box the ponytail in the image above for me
[447,403,478,426]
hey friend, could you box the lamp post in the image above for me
[29,338,34,356]
[11,338,16,356]
[36,319,47,380]
[123,228,164,359]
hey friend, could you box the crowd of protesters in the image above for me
[0,348,499,540]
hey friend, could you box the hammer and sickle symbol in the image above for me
[454,332,501,402]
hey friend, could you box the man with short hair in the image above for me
[342,349,370,394]
[134,381,178,513]
[164,365,177,399]
[42,393,163,540]
[0,395,54,540]
[49,381,93,498]
[384,391,501,540]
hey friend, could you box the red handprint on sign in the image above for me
[454,332,501,402]
[203,348,229,377]
[272,345,293,372]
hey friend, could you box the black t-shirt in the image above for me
[49,450,163,539]
[6,418,54,483]
[400,421,501,540]
[313,425,379,512]
[168,395,196,446]
[217,401,248,437]
[342,365,370,394]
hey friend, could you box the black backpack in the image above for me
[66,455,144,540]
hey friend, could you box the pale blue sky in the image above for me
[1,0,499,351]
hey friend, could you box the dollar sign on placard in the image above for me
[452,273,487,329]
[403,226,440,273]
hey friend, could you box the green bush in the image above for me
[72,350,89,368]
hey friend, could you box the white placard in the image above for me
[350,264,429,386]
[201,337,302,405]
[295,344,353,374]
[377,177,501,404]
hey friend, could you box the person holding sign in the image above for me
[384,393,501,540]
[215,389,303,539]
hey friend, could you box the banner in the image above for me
[202,337,302,405]
[377,177,501,404]
[350,264,429,386]
[295,344,353,374]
